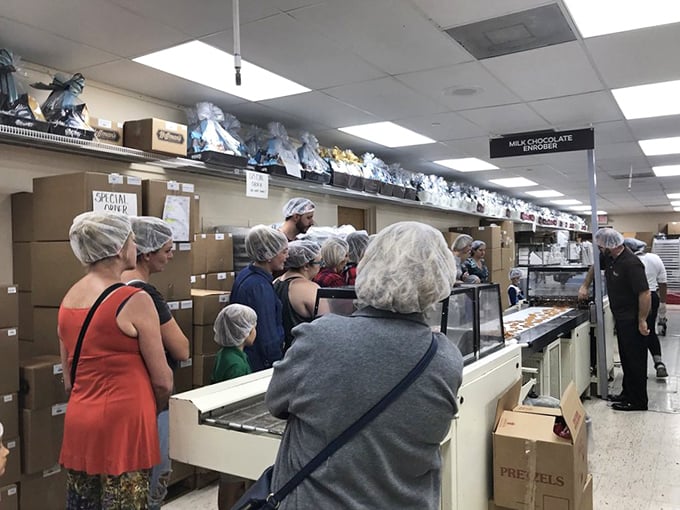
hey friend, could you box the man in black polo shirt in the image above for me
[579,228,651,411]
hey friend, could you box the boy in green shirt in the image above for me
[211,303,257,509]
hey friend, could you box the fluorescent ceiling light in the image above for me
[551,199,582,205]
[671,201,680,206]
[134,41,310,102]
[674,207,680,212]
[575,209,607,215]
[668,193,680,199]
[338,122,435,148]
[639,137,680,156]
[612,80,680,120]
[433,158,499,172]
[564,0,680,38]
[488,177,538,188]
[525,190,564,198]
[569,205,592,211]
[653,165,680,177]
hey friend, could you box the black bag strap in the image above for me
[69,283,125,385]
[269,334,439,507]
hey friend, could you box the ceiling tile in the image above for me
[584,23,680,89]
[458,103,550,136]
[628,115,680,140]
[394,111,489,141]
[529,91,623,127]
[595,141,645,160]
[483,41,603,101]
[592,121,634,145]
[412,0,550,29]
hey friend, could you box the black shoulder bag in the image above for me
[69,283,125,386]
[232,334,439,510]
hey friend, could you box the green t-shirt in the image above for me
[212,346,252,383]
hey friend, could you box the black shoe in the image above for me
[607,393,626,402]
[656,363,669,378]
[612,402,648,411]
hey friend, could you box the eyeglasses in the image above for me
[309,260,322,265]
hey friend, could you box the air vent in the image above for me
[610,172,655,180]
[444,4,576,59]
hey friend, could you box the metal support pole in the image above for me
[587,148,608,398]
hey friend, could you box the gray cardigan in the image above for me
[266,307,464,509]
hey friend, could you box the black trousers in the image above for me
[646,291,661,358]
[615,318,648,407]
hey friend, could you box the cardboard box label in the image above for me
[92,191,138,215]
[7,329,16,337]
[6,287,16,294]
[6,440,16,449]
[167,181,180,191]
[52,364,63,375]
[168,301,180,311]
[219,295,229,303]
[181,300,193,309]
[190,276,196,284]
[217,272,227,280]
[43,465,61,477]
[178,243,191,251]
[180,358,193,368]
[51,403,67,416]
[108,174,124,185]
[127,176,142,186]
[182,183,195,193]
[215,233,224,241]
[3,395,12,403]
[7,486,17,496]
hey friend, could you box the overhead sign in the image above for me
[489,128,594,158]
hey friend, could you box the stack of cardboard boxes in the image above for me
[191,234,236,292]
[190,290,231,387]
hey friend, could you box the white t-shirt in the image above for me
[638,252,667,292]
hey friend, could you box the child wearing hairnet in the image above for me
[507,268,524,306]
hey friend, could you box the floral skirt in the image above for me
[66,469,150,509]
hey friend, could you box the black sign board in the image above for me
[489,128,594,158]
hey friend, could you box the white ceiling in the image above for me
[2,0,680,215]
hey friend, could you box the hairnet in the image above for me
[623,237,646,254]
[594,228,624,249]
[356,221,456,314]
[470,240,486,253]
[131,216,173,255]
[69,211,132,264]
[285,240,321,269]
[451,234,473,252]
[214,304,257,347]
[508,268,523,280]
[346,231,370,264]
[321,237,349,268]
[283,197,315,219]
[0,421,3,439]
[245,225,289,262]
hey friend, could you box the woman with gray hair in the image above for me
[58,212,173,509]
[230,225,289,371]
[451,234,480,285]
[313,236,349,288]
[266,221,464,509]
[273,240,324,352]
[343,231,370,286]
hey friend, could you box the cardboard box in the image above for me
[174,358,193,394]
[485,249,502,273]
[205,272,235,291]
[2,437,20,483]
[148,242,192,301]
[191,274,207,290]
[89,117,124,146]
[192,234,208,274]
[191,290,230,325]
[17,292,32,341]
[493,381,589,510]
[21,404,66,474]
[142,179,201,241]
[501,247,515,271]
[0,393,19,438]
[667,222,680,235]
[20,356,66,410]
[31,307,59,355]
[192,325,219,356]
[192,354,216,387]
[471,226,502,249]
[0,286,18,329]
[635,232,655,247]
[205,234,234,273]
[11,193,33,243]
[168,299,193,341]
[0,484,18,510]
[124,118,188,156]
[0,328,19,395]
[32,172,142,241]
[31,242,84,307]
[169,460,195,485]
[12,243,31,291]
[19,465,66,510]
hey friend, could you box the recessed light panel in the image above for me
[551,199,582,205]
[564,0,680,38]
[338,122,435,148]
[668,193,680,199]
[670,201,680,206]
[612,80,680,120]
[134,41,310,102]
[488,177,538,188]
[674,207,680,212]
[653,165,680,177]
[639,137,680,156]
[570,205,592,211]
[433,158,499,172]
[525,190,564,198]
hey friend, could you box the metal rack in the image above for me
[652,238,680,290]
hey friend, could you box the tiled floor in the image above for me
[164,308,680,510]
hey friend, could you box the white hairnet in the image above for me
[470,240,486,253]
[346,231,370,264]
[283,197,315,218]
[214,304,257,347]
[285,240,321,269]
[245,225,289,262]
[623,237,646,254]
[131,216,173,255]
[451,234,473,252]
[321,237,349,268]
[594,228,624,249]
[508,268,523,280]
[356,221,456,314]
[69,211,132,264]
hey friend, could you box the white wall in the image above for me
[604,213,680,234]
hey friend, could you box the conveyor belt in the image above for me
[204,398,287,436]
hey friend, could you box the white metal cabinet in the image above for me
[522,338,562,398]
[560,321,591,396]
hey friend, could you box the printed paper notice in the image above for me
[163,195,191,242]
[92,191,138,216]
[280,153,302,178]
[246,170,269,199]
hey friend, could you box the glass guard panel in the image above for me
[478,285,504,354]
[423,300,445,333]
[443,289,476,361]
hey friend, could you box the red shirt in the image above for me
[313,268,346,288]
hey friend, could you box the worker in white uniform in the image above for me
[623,238,669,378]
